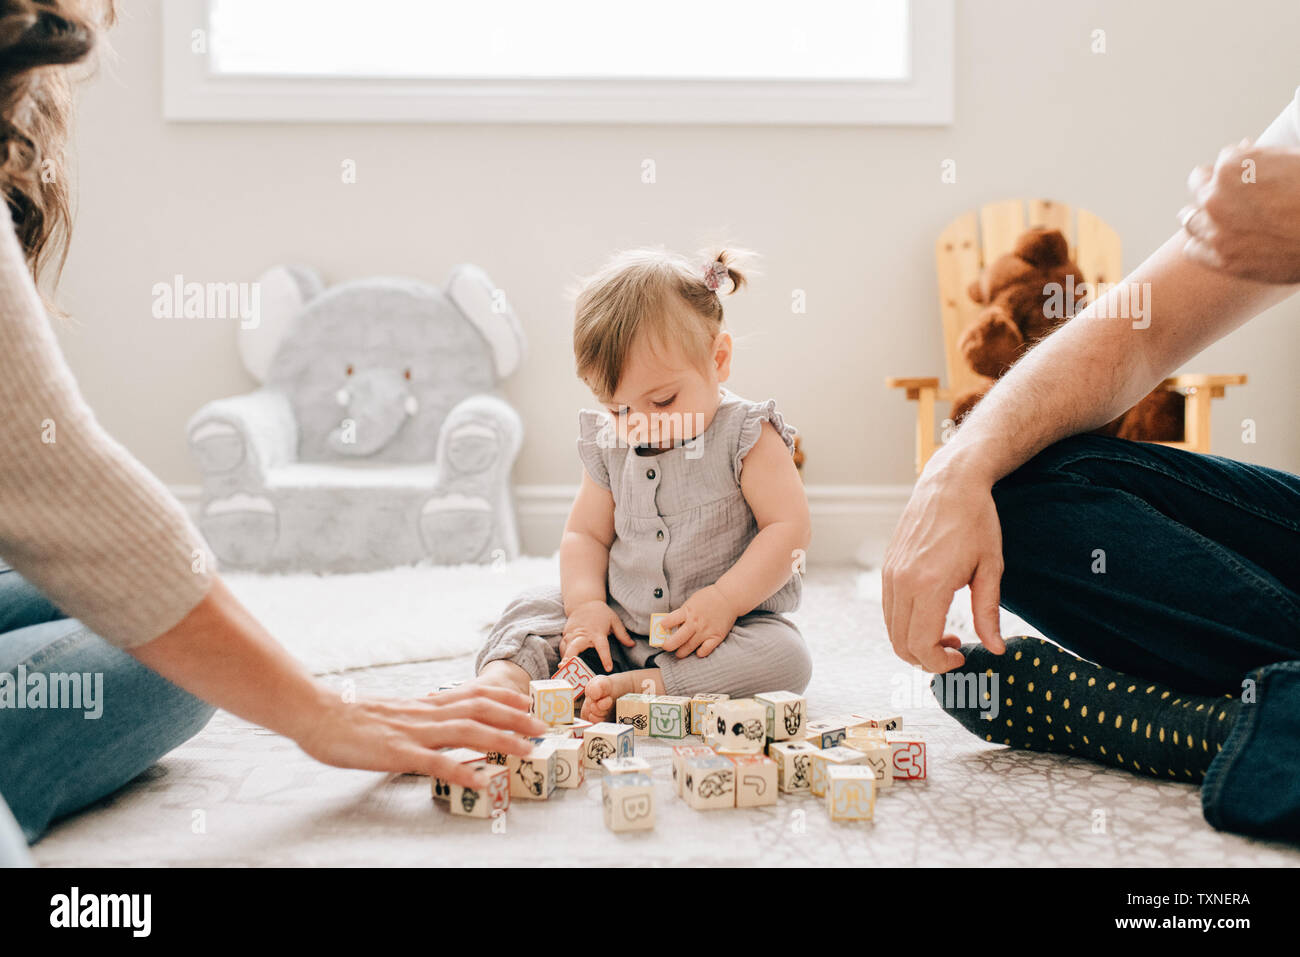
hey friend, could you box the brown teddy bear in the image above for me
[951,226,1183,442]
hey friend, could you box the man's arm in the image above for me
[883,233,1298,674]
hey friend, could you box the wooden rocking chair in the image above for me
[887,198,1246,476]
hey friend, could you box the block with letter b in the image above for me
[603,772,655,832]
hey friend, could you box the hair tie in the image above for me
[703,260,728,291]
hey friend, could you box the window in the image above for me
[164,0,953,125]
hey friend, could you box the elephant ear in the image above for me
[238,265,324,383]
[446,264,527,380]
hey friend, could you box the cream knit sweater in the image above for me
[0,204,213,648]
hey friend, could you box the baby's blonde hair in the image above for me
[574,247,750,404]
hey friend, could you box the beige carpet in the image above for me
[32,566,1300,867]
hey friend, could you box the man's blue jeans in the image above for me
[991,434,1300,841]
[0,569,215,865]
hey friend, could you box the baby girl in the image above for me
[472,247,812,722]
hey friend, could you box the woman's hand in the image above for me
[295,683,547,789]
[1181,141,1300,284]
[882,447,1007,673]
[659,585,738,659]
[559,599,633,672]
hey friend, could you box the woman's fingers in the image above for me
[431,696,548,736]
[431,683,533,714]
[425,718,540,758]
[419,749,493,789]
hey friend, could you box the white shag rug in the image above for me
[224,554,561,674]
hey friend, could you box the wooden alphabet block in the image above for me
[809,745,868,798]
[826,765,877,821]
[601,756,652,775]
[728,754,779,808]
[603,772,655,832]
[852,711,902,732]
[552,737,585,789]
[672,745,718,797]
[482,751,508,766]
[649,612,674,648]
[649,695,692,739]
[754,691,806,741]
[431,747,487,801]
[804,717,850,750]
[768,741,819,794]
[507,740,558,800]
[530,679,575,726]
[616,693,654,736]
[884,730,927,780]
[690,693,729,735]
[569,718,593,738]
[449,762,510,818]
[552,655,597,698]
[844,725,889,750]
[704,699,767,753]
[583,722,634,768]
[681,755,736,810]
[842,737,893,791]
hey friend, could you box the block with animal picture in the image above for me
[603,772,655,832]
[430,747,488,802]
[449,762,510,819]
[508,739,558,800]
[529,678,575,726]
[804,714,869,750]
[615,693,654,736]
[648,695,691,739]
[552,655,597,699]
[705,698,767,753]
[690,693,728,735]
[754,691,806,741]
[649,612,675,648]
[809,745,868,798]
[583,722,634,769]
[552,737,585,789]
[728,753,779,808]
[681,755,736,810]
[672,744,718,797]
[852,710,902,732]
[769,740,819,794]
[884,730,928,780]
[826,765,877,822]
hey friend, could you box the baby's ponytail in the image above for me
[701,248,752,296]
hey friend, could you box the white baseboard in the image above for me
[171,482,912,568]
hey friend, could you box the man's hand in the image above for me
[882,449,1007,673]
[559,599,633,672]
[1181,140,1300,284]
[658,584,739,659]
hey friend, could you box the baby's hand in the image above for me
[560,600,634,673]
[659,585,738,659]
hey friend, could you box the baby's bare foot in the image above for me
[580,669,665,723]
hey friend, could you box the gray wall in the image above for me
[56,0,1300,502]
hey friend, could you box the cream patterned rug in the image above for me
[32,565,1300,866]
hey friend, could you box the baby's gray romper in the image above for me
[474,386,811,697]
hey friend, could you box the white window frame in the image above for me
[162,0,952,126]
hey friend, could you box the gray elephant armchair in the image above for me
[187,264,526,572]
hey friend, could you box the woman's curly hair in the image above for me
[0,0,113,289]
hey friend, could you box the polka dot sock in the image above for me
[930,637,1242,782]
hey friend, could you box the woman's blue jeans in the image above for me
[0,568,215,865]
[991,434,1300,841]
